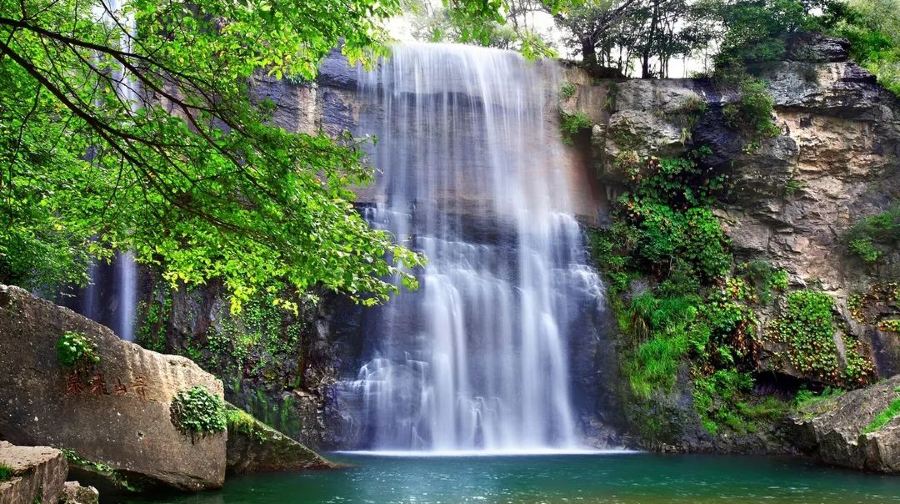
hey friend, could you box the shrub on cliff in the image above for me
[846,202,900,266]
[827,0,900,95]
[170,386,227,441]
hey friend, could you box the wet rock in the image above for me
[0,284,226,491]
[0,442,67,504]
[225,403,334,475]
[792,375,900,473]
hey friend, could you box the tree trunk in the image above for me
[582,37,597,67]
[642,0,661,78]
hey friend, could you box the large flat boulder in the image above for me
[0,284,226,490]
[792,374,900,473]
[0,441,67,504]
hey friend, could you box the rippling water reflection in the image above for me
[126,453,900,504]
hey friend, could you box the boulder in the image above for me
[59,482,99,504]
[0,284,226,491]
[0,442,67,504]
[225,403,334,475]
[792,374,900,473]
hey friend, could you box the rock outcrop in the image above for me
[793,375,900,473]
[58,482,99,504]
[0,442,67,504]
[559,34,899,458]
[225,403,334,475]
[565,35,900,381]
[0,284,226,491]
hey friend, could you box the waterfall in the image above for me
[68,1,139,341]
[341,43,604,453]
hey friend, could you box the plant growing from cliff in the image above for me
[880,319,900,332]
[560,81,577,99]
[136,283,173,354]
[722,78,780,144]
[769,290,874,386]
[845,203,900,266]
[560,111,593,144]
[740,260,788,303]
[56,331,100,372]
[784,177,804,197]
[826,0,900,96]
[0,463,12,482]
[863,392,900,433]
[170,386,227,441]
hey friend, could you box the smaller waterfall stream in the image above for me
[66,1,139,341]
[338,43,605,453]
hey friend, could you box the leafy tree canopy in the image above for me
[0,0,434,310]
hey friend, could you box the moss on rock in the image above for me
[225,403,334,475]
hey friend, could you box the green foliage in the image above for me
[739,260,789,303]
[412,1,558,60]
[794,386,844,409]
[559,111,593,144]
[56,331,100,370]
[850,238,882,263]
[784,177,804,197]
[770,290,874,386]
[693,369,752,433]
[770,290,839,379]
[170,386,227,439]
[616,155,731,282]
[0,463,12,482]
[826,0,900,96]
[556,0,715,78]
[136,284,173,354]
[60,449,114,475]
[560,81,577,99]
[588,148,821,435]
[722,78,780,141]
[625,292,700,397]
[846,203,900,265]
[61,448,138,492]
[863,395,900,433]
[226,405,267,444]
[710,0,825,70]
[0,0,427,310]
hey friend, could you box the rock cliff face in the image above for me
[0,284,226,491]
[793,374,900,473]
[567,35,899,379]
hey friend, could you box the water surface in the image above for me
[126,453,900,503]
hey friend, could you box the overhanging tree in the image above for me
[0,0,429,310]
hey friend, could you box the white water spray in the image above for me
[340,43,604,452]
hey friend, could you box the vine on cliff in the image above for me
[768,290,874,387]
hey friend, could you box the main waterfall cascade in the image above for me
[340,43,605,452]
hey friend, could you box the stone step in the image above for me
[0,441,68,504]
